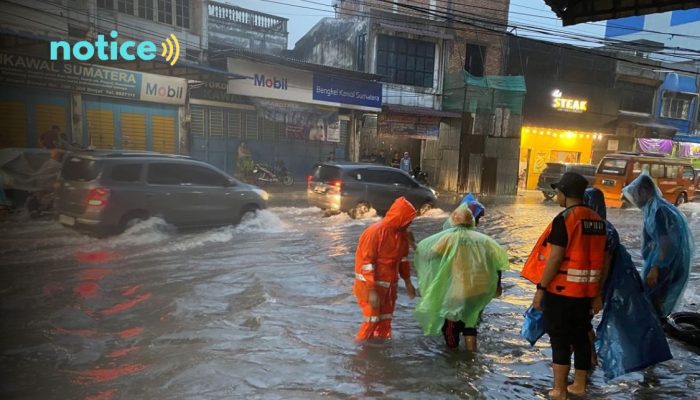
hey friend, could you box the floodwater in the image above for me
[0,195,698,399]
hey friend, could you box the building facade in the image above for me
[507,36,679,189]
[294,0,521,195]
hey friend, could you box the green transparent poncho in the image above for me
[414,223,509,335]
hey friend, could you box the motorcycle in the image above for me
[412,167,430,186]
[253,160,294,186]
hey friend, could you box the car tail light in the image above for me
[329,179,343,190]
[307,175,313,184]
[86,187,110,207]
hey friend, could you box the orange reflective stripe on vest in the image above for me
[521,205,606,298]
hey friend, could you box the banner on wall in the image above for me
[252,98,339,142]
[678,142,700,158]
[637,138,673,155]
[378,113,440,140]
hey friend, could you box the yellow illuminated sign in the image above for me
[551,89,587,113]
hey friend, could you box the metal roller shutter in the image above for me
[152,115,176,154]
[0,101,27,148]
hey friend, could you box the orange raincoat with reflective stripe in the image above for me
[354,197,416,340]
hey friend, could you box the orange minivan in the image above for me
[594,153,696,207]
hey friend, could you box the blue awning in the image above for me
[673,134,700,144]
[662,73,698,94]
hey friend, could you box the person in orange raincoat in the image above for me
[353,197,417,341]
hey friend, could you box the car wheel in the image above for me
[418,202,433,216]
[118,211,149,234]
[675,192,687,206]
[282,175,294,186]
[349,202,371,219]
[238,205,259,224]
[542,191,555,200]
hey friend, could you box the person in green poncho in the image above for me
[414,204,509,351]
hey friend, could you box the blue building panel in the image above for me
[670,9,700,26]
[605,15,645,38]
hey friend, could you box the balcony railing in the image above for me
[208,1,287,33]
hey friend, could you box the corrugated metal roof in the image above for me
[545,0,700,26]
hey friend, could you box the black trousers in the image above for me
[441,320,477,349]
[542,291,593,371]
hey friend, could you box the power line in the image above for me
[277,0,700,63]
[367,0,700,72]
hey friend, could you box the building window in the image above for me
[158,0,173,24]
[118,0,134,15]
[176,0,190,29]
[465,43,485,77]
[97,0,115,9]
[100,0,188,28]
[617,81,654,113]
[661,92,693,120]
[138,0,155,20]
[376,35,435,88]
[357,34,367,72]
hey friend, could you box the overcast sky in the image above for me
[234,0,607,49]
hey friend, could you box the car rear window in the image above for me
[61,156,101,182]
[311,164,340,182]
[110,164,143,182]
[597,158,628,176]
[569,165,596,176]
[543,163,566,174]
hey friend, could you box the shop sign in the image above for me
[551,89,587,113]
[313,74,382,109]
[0,52,186,105]
[227,58,382,111]
[378,114,440,140]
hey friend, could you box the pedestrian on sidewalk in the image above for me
[622,172,693,320]
[399,152,412,174]
[413,204,508,351]
[521,172,607,399]
[353,197,417,341]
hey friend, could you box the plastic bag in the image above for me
[413,218,509,336]
[520,306,545,346]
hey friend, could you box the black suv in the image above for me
[307,162,437,218]
[537,162,596,200]
[55,151,268,235]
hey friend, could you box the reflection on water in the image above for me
[0,197,698,399]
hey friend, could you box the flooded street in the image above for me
[1,194,698,400]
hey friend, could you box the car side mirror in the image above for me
[228,179,238,187]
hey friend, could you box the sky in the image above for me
[233,0,607,49]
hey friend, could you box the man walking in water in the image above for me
[353,197,417,341]
[521,172,607,399]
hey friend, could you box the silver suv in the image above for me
[55,151,268,235]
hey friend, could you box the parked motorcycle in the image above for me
[26,190,56,219]
[412,167,429,186]
[253,160,294,186]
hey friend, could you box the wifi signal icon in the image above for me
[160,34,180,66]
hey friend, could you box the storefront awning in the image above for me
[674,134,700,144]
[383,105,461,118]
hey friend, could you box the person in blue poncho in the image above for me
[622,173,694,320]
[414,204,509,351]
[442,193,485,231]
[584,187,672,381]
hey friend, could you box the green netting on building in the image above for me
[443,71,526,115]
